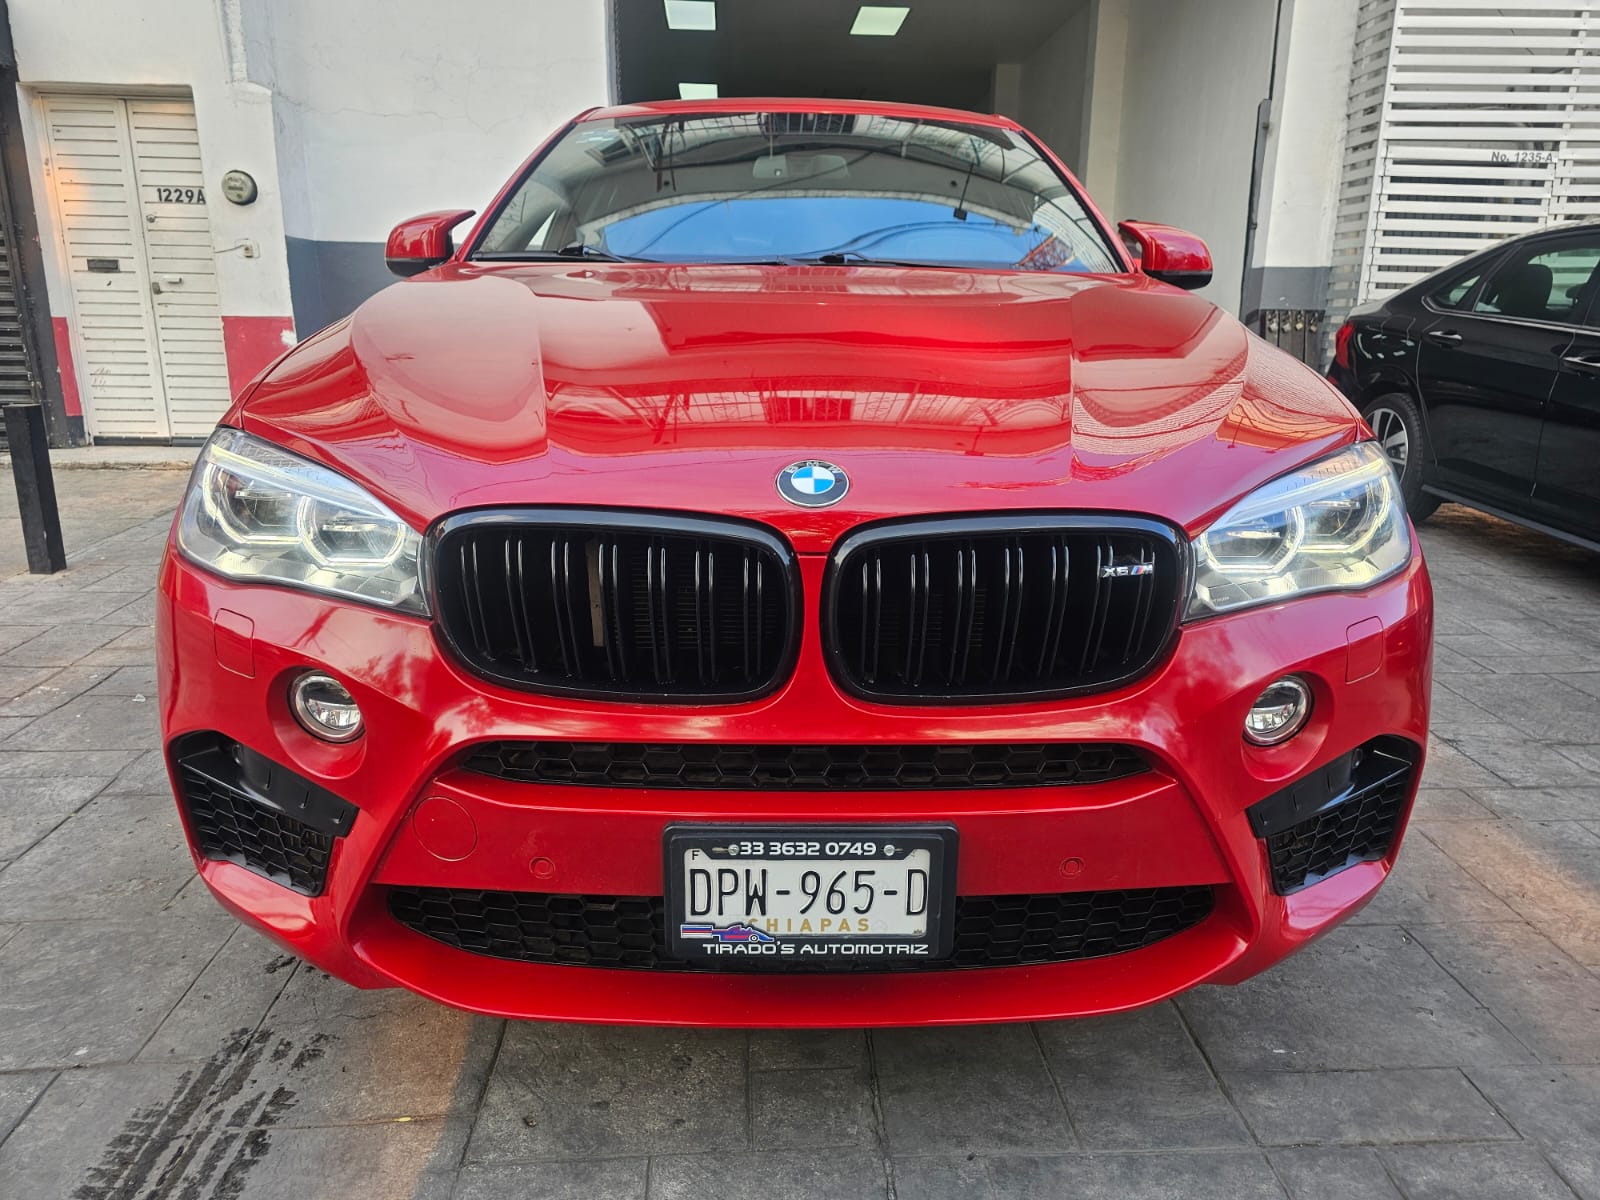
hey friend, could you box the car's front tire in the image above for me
[1362,391,1440,522]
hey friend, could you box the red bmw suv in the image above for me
[157,99,1432,1026]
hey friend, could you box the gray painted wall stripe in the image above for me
[1241,265,1332,322]
[285,237,394,338]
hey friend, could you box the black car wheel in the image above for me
[1362,392,1440,522]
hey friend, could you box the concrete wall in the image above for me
[1077,0,1129,210]
[238,0,610,334]
[991,62,1023,125]
[1110,0,1279,310]
[1249,0,1360,315]
[9,0,297,425]
[9,0,612,412]
[1016,4,1094,175]
[1008,0,1294,315]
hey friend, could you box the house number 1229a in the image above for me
[155,186,206,203]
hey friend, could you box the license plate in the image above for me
[664,826,956,966]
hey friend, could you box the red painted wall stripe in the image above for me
[53,315,294,424]
[51,316,82,418]
[223,316,297,400]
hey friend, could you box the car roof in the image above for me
[1378,218,1600,309]
[580,97,1023,130]
[1457,219,1600,260]
[1507,219,1600,241]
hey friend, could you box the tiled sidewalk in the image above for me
[0,472,1596,1199]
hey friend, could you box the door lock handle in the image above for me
[1562,352,1600,375]
[1424,329,1463,347]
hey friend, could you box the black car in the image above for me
[1328,220,1600,548]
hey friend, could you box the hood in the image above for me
[240,263,1361,552]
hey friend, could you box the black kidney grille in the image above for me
[388,885,1213,973]
[828,518,1182,701]
[432,513,795,699]
[464,740,1148,790]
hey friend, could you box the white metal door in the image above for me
[42,95,230,440]
[42,96,166,437]
[128,99,232,438]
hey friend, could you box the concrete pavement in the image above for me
[0,470,1596,1199]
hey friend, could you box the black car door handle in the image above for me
[1424,329,1463,347]
[1562,352,1600,375]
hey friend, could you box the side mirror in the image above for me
[1117,220,1213,291]
[385,209,476,277]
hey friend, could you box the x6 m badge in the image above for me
[1100,561,1156,578]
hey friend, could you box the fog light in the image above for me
[1244,676,1312,746]
[290,672,363,742]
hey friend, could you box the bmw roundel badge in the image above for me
[776,459,850,508]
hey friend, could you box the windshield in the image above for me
[474,111,1122,274]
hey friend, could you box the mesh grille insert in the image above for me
[388,885,1214,973]
[464,741,1149,790]
[179,765,333,895]
[1254,738,1419,895]
[172,733,357,897]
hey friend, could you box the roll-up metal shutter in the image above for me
[0,131,45,448]
[0,212,34,411]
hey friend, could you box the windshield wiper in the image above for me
[555,244,637,262]
[794,251,961,270]
[474,245,651,263]
[666,257,795,266]
[474,249,961,269]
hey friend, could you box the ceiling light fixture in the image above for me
[850,5,910,35]
[678,82,719,99]
[664,0,716,31]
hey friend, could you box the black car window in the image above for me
[1473,237,1600,325]
[1429,270,1483,310]
[1579,262,1600,330]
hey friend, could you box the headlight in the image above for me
[177,428,426,614]
[1188,441,1410,618]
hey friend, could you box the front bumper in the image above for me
[156,545,1432,1026]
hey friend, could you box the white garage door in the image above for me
[43,95,232,441]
